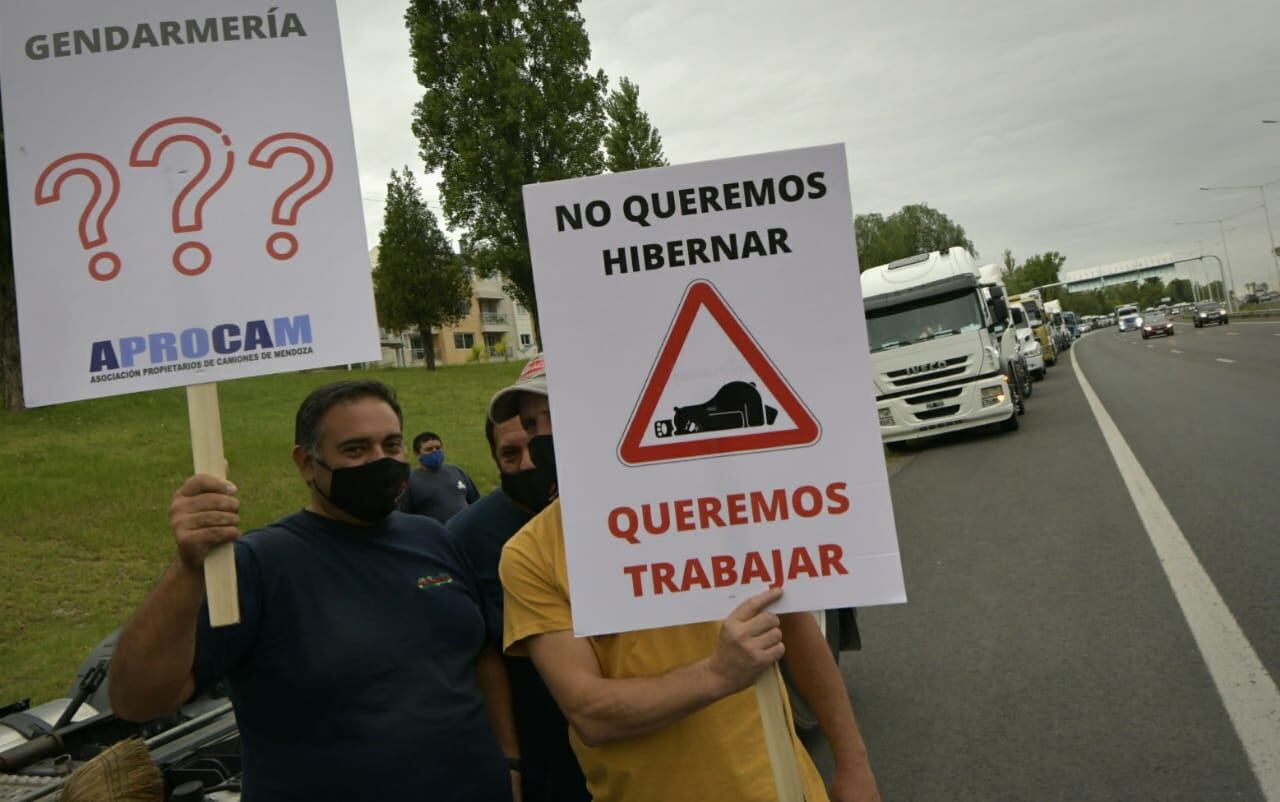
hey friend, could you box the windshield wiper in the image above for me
[873,339,911,351]
[924,328,960,340]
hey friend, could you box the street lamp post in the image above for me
[1200,181,1280,292]
[1173,221,1236,309]
[1169,255,1228,310]
[1174,210,1259,311]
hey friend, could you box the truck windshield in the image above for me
[866,288,985,352]
[1022,300,1044,326]
[1011,306,1028,327]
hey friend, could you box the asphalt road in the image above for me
[806,324,1278,801]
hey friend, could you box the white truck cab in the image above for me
[862,248,1019,445]
[1009,303,1046,379]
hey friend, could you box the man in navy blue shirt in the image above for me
[108,380,517,801]
[399,430,481,523]
[449,357,589,802]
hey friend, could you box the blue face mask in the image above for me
[419,451,445,471]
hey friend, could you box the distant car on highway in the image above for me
[1141,314,1174,339]
[1193,301,1228,327]
[1118,312,1142,333]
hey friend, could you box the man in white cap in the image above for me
[450,354,589,802]
[496,356,881,802]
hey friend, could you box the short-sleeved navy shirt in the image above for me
[398,465,481,523]
[193,510,509,802]
[448,491,590,802]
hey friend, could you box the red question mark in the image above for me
[129,117,234,276]
[248,133,334,260]
[34,154,122,281]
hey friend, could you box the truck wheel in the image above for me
[1033,368,1045,381]
[783,610,842,734]
[999,408,1020,432]
[1011,378,1025,416]
[886,440,910,452]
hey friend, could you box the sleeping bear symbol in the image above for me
[654,381,779,438]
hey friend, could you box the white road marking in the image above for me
[1072,350,1280,801]
[1147,344,1154,348]
[1226,332,1239,336]
[1216,358,1236,364]
[1171,349,1183,354]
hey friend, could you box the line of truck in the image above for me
[860,247,1081,448]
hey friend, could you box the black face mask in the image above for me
[501,434,557,512]
[314,456,410,524]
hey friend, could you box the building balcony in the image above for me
[481,312,510,329]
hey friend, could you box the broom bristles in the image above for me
[61,737,164,802]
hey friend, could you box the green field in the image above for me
[0,362,522,706]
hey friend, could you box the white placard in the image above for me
[524,144,906,636]
[0,0,379,407]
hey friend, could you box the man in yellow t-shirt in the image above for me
[491,358,880,802]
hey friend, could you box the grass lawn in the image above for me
[0,361,522,706]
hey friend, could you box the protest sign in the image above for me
[1,0,378,623]
[524,144,906,638]
[0,0,379,407]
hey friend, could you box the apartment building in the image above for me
[372,248,536,367]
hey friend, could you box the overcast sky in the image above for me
[337,0,1280,290]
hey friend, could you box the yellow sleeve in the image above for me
[499,509,573,656]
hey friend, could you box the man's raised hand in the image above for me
[169,474,240,573]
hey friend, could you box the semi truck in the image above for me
[862,247,1020,446]
[1009,289,1057,367]
[1043,298,1071,352]
[977,263,1033,402]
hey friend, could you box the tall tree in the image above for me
[1003,251,1067,294]
[855,203,976,271]
[603,77,667,172]
[372,168,472,371]
[407,0,608,335]
[0,99,24,410]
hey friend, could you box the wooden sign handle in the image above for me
[186,383,240,627]
[755,662,806,801]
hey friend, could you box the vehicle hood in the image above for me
[868,331,995,399]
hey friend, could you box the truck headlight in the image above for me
[878,408,893,426]
[981,385,1005,407]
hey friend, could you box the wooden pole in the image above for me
[755,662,806,801]
[185,383,240,627]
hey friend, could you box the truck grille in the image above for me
[904,387,963,405]
[916,405,960,420]
[886,356,969,387]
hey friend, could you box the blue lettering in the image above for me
[272,315,312,347]
[213,324,240,354]
[89,341,119,373]
[119,337,146,368]
[181,328,210,359]
[149,332,178,364]
[243,319,273,351]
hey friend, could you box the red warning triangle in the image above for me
[618,280,821,466]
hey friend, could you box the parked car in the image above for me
[1141,314,1174,339]
[1193,301,1228,327]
